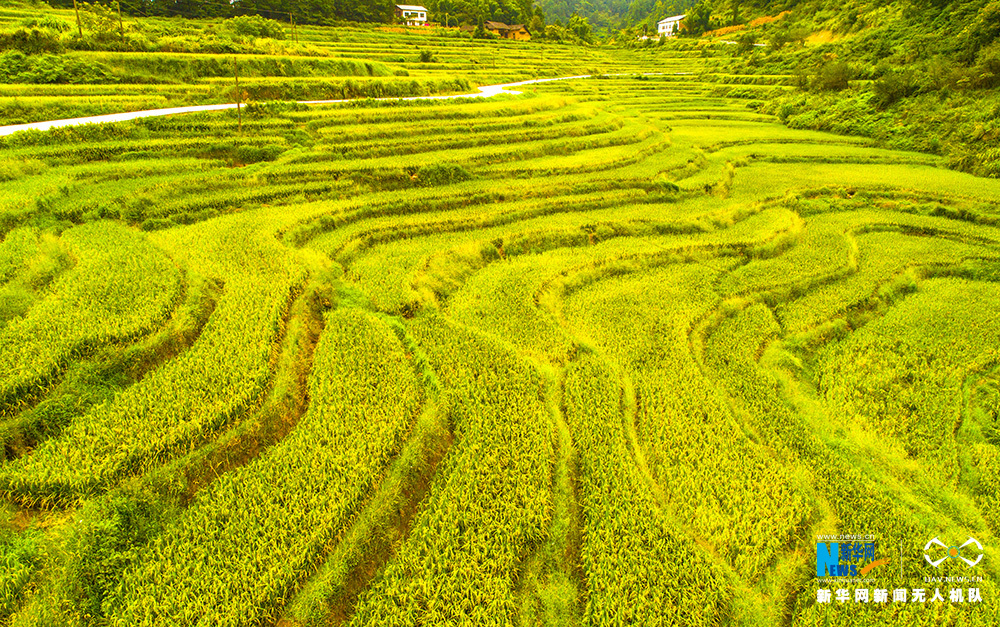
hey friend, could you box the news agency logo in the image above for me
[817,541,889,577]
[924,537,984,568]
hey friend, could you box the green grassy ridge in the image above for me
[2,276,317,625]
[345,315,553,626]
[0,82,215,97]
[0,222,181,415]
[230,118,651,184]
[0,226,68,326]
[421,229,813,620]
[299,176,672,256]
[332,185,668,247]
[107,308,424,626]
[564,353,732,625]
[4,135,288,167]
[701,302,997,626]
[278,334,451,626]
[563,261,813,575]
[308,110,591,146]
[0,211,313,504]
[295,113,624,162]
[294,96,571,130]
[0,269,218,463]
[0,96,209,127]
[66,50,393,80]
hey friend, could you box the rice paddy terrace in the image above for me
[0,4,622,125]
[1,15,1000,627]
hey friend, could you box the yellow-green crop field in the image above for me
[1,8,999,627]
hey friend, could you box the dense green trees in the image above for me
[625,0,696,33]
[425,0,535,25]
[680,1,712,35]
[539,0,697,33]
[45,0,538,26]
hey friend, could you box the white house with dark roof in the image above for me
[657,14,685,37]
[395,5,428,26]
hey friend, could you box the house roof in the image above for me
[485,21,527,31]
[658,14,686,24]
[396,5,428,11]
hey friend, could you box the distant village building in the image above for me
[657,14,685,37]
[484,21,531,41]
[395,5,428,26]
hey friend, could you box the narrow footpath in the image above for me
[0,76,595,137]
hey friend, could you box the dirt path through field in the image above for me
[0,75,595,137]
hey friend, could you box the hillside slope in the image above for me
[643,0,1000,177]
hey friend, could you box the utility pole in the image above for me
[233,57,242,133]
[116,0,124,45]
[72,0,83,38]
[289,12,298,43]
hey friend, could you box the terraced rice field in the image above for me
[0,4,631,125]
[1,32,999,627]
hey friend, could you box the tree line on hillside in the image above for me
[538,0,697,34]
[33,0,604,45]
[44,0,540,27]
[426,0,535,26]
[39,0,690,38]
